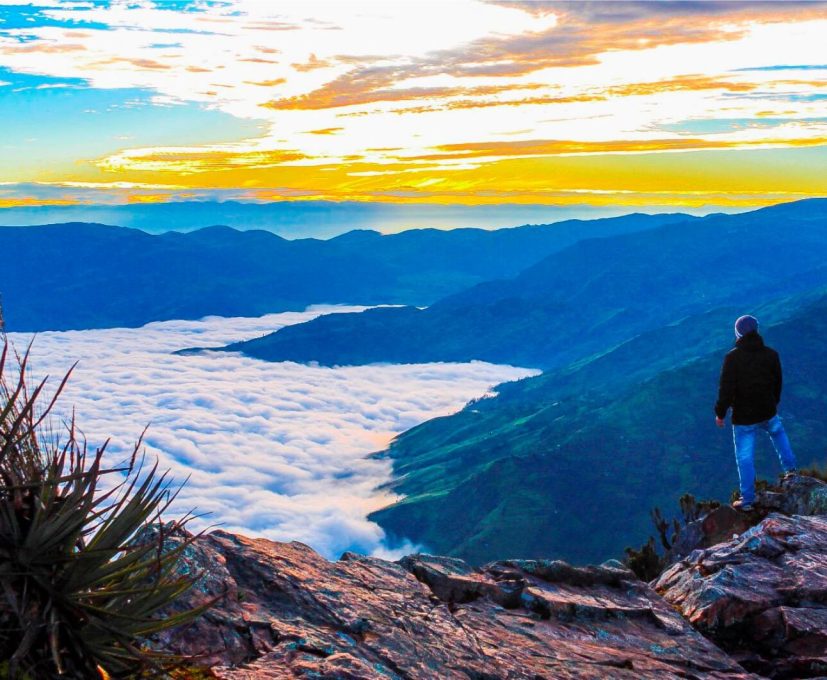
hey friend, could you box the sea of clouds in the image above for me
[6,306,536,559]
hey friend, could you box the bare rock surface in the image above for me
[666,475,827,565]
[157,531,754,679]
[150,476,827,678]
[655,512,827,679]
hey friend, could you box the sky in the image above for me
[7,306,537,558]
[1,0,826,212]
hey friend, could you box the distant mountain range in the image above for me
[226,199,827,370]
[0,213,689,332]
[0,200,693,238]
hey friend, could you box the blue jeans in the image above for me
[733,414,797,504]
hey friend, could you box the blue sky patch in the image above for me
[0,4,110,32]
[734,64,827,72]
[0,80,265,180]
[661,117,827,135]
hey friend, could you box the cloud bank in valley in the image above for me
[6,306,537,559]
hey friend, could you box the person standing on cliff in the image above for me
[714,314,797,511]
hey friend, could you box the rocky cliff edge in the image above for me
[154,475,827,679]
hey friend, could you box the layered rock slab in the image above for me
[665,475,827,565]
[656,513,827,679]
[157,531,753,679]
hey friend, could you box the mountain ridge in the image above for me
[0,212,692,332]
[224,198,827,370]
[0,199,708,238]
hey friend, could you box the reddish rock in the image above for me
[655,513,827,678]
[665,475,827,565]
[156,531,754,679]
[148,476,827,678]
[769,475,827,516]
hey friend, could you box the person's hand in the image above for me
[715,417,725,428]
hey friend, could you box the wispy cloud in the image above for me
[7,307,537,558]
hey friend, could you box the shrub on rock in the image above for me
[0,342,209,678]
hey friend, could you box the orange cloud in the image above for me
[100,148,307,174]
[89,56,171,70]
[292,53,333,72]
[3,43,86,54]
[265,82,546,111]
[375,75,763,115]
[242,19,304,32]
[0,196,79,208]
[238,57,279,64]
[407,135,827,161]
[245,78,287,87]
[126,193,172,204]
[307,127,344,135]
[606,75,758,97]
[470,1,827,76]
[756,110,798,118]
[252,2,825,115]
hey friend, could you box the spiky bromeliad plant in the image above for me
[0,342,211,678]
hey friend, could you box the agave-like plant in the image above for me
[0,341,211,678]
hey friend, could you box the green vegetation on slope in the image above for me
[370,290,827,566]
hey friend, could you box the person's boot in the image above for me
[732,497,754,511]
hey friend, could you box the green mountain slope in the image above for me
[369,289,827,565]
[228,199,827,370]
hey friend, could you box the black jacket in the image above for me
[715,331,782,425]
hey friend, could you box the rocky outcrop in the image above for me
[666,475,827,564]
[156,533,753,679]
[656,512,827,679]
[151,475,827,679]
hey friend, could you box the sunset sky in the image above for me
[1,0,826,211]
